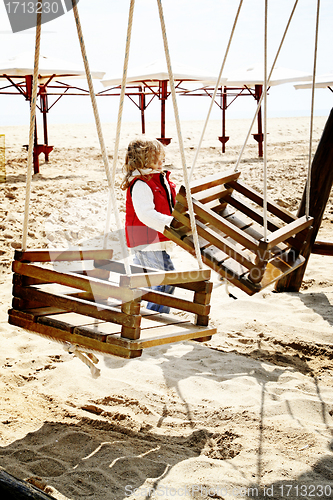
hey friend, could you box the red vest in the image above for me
[125,171,176,248]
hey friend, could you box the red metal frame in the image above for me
[0,75,92,173]
[180,84,267,157]
[0,76,267,172]
[98,79,185,147]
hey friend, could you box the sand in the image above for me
[0,116,332,500]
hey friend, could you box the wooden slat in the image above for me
[12,296,45,310]
[141,288,210,315]
[37,312,104,333]
[8,313,142,358]
[200,245,229,265]
[191,199,260,251]
[260,252,306,289]
[221,210,286,255]
[105,322,217,350]
[179,184,233,205]
[12,273,45,286]
[94,259,157,275]
[190,170,241,194]
[261,215,313,250]
[74,322,121,339]
[224,193,309,251]
[119,268,211,288]
[172,206,257,270]
[14,248,114,263]
[312,240,333,256]
[224,193,283,233]
[175,280,213,292]
[8,306,67,321]
[76,313,189,338]
[12,285,140,328]
[226,180,297,223]
[12,261,136,303]
[164,226,259,295]
[174,200,259,251]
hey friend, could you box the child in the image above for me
[121,138,176,313]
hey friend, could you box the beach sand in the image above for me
[0,117,332,499]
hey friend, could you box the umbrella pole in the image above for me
[140,86,145,134]
[218,85,229,153]
[252,84,264,157]
[157,80,171,145]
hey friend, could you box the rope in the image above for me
[263,0,268,241]
[22,9,42,251]
[64,345,101,378]
[104,0,135,254]
[234,0,299,173]
[306,0,320,219]
[156,0,203,269]
[189,0,244,182]
[71,0,131,274]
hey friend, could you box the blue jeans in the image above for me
[133,250,175,314]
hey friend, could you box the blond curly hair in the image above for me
[121,138,165,190]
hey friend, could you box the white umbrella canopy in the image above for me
[101,59,219,87]
[220,64,312,87]
[0,52,105,82]
[294,74,333,89]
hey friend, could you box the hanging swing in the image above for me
[164,0,315,296]
[8,0,216,365]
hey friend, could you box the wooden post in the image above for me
[276,108,333,292]
[121,299,142,340]
[193,281,213,342]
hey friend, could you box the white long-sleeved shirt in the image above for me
[130,170,174,251]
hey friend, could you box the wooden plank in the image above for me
[261,215,313,250]
[312,240,333,256]
[224,193,284,233]
[201,245,230,265]
[14,248,114,263]
[105,322,217,350]
[226,180,297,223]
[8,314,141,358]
[37,312,104,333]
[260,252,305,289]
[179,184,233,205]
[12,285,140,328]
[120,268,211,288]
[191,199,260,251]
[12,273,45,286]
[221,210,287,255]
[165,226,259,295]
[76,313,188,339]
[173,208,256,271]
[190,170,241,194]
[12,297,45,310]
[174,280,213,293]
[12,261,136,303]
[8,307,67,321]
[94,259,157,275]
[74,322,121,339]
[140,288,210,315]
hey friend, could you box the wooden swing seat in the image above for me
[8,249,216,359]
[164,170,313,295]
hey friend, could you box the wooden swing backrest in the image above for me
[165,170,313,294]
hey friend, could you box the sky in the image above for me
[0,0,332,126]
